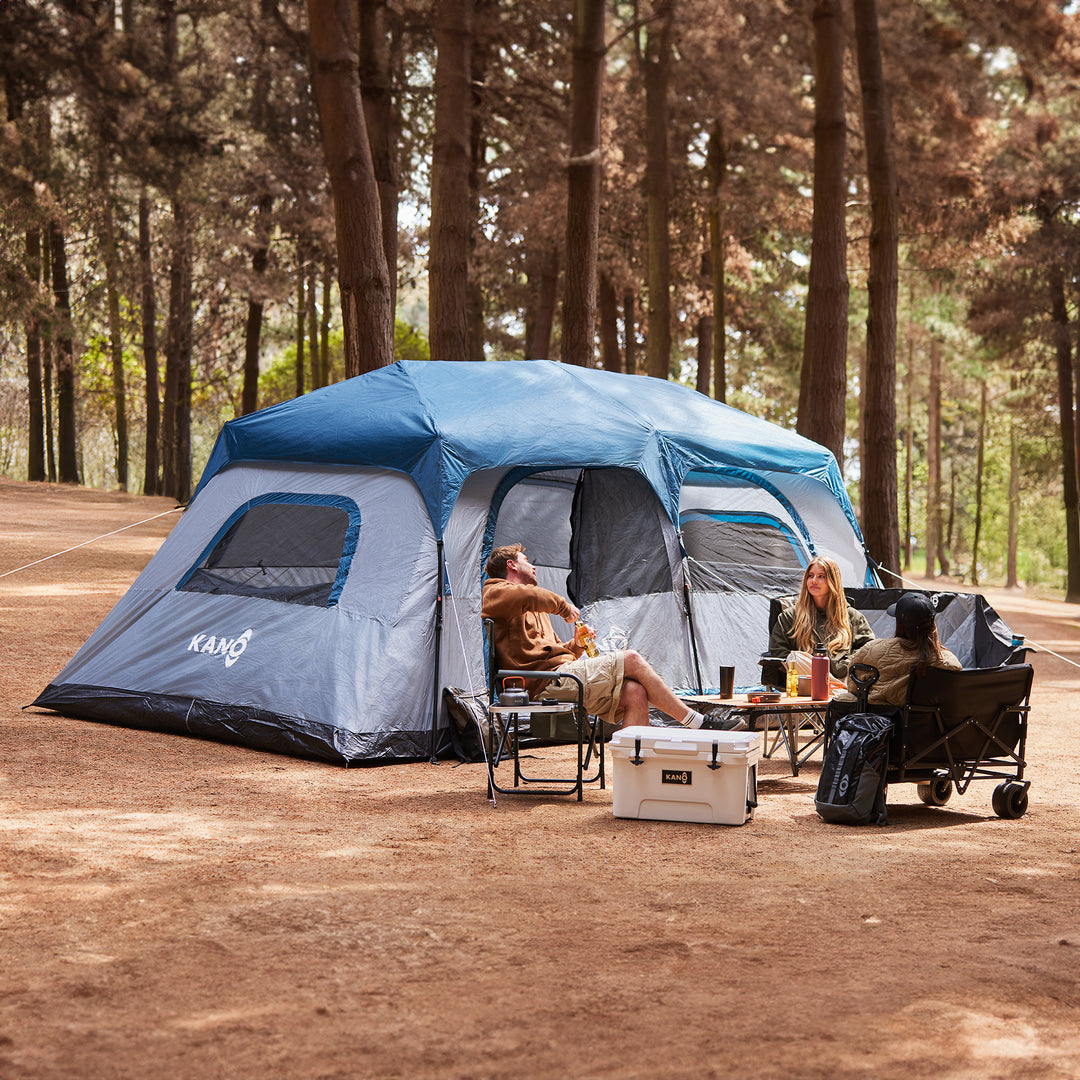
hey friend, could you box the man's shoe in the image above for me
[712,715,748,732]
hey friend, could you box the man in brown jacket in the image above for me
[482,542,743,731]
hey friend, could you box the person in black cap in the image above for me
[835,591,961,707]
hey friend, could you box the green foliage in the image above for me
[395,320,430,363]
[257,320,430,409]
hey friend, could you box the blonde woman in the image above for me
[768,557,874,679]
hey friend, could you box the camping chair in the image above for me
[481,618,606,801]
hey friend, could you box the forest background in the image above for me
[2,0,1080,598]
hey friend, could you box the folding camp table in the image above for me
[682,693,832,777]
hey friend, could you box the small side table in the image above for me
[484,670,605,802]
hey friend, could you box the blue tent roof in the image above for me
[194,359,853,535]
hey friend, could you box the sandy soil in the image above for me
[1,475,1079,1080]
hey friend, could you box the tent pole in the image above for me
[429,539,445,762]
[681,560,704,693]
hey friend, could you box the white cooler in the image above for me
[609,725,761,825]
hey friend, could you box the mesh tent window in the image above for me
[177,493,361,607]
[680,510,808,593]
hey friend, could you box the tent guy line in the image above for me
[0,507,184,580]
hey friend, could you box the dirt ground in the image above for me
[1,475,1078,1080]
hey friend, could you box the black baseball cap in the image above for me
[887,592,935,627]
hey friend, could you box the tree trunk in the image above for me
[599,271,622,372]
[42,235,56,483]
[903,293,914,569]
[940,462,952,576]
[525,243,559,360]
[25,228,46,482]
[971,379,987,586]
[321,257,333,384]
[139,191,161,495]
[925,335,941,579]
[797,0,848,467]
[706,122,726,402]
[358,0,399,318]
[429,0,472,362]
[852,0,900,576]
[858,343,867,521]
[176,216,193,502]
[308,262,321,389]
[99,155,129,491]
[49,221,80,485]
[1051,263,1080,600]
[162,196,192,502]
[643,1,674,380]
[466,2,493,364]
[624,290,638,374]
[295,238,306,397]
[1007,405,1020,588]
[1075,276,1080,594]
[11,80,47,482]
[242,193,272,415]
[307,0,393,375]
[562,0,605,368]
[695,315,713,396]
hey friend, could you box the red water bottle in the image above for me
[811,643,829,701]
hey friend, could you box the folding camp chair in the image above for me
[480,618,605,801]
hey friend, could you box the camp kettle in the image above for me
[498,677,530,708]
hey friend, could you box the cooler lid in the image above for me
[609,725,761,755]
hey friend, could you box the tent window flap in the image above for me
[178,494,360,607]
[568,469,676,603]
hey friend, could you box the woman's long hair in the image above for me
[790,556,851,654]
[896,615,947,675]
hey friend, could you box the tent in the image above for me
[34,359,880,764]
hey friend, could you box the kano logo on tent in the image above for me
[187,628,253,668]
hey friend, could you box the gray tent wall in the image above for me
[470,467,696,690]
[678,468,873,691]
[36,463,445,761]
[440,462,870,706]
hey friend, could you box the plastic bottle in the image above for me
[786,660,799,698]
[811,643,829,701]
[576,620,600,658]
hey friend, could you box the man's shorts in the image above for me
[541,651,625,728]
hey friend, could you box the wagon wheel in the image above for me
[992,782,1028,820]
[916,777,952,806]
